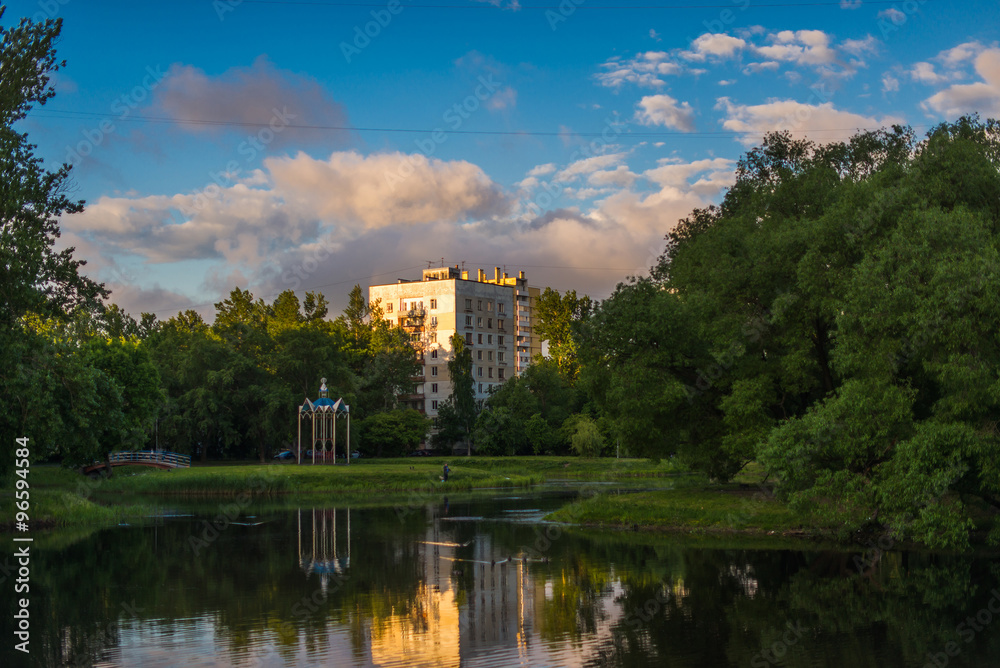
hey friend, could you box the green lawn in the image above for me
[546,483,818,537]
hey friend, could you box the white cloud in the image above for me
[554,153,628,183]
[840,0,862,8]
[716,97,904,145]
[266,151,511,229]
[644,157,736,198]
[684,33,747,61]
[634,95,696,132]
[910,61,949,85]
[718,79,736,86]
[486,86,517,111]
[882,73,900,92]
[923,48,1000,118]
[650,29,662,42]
[841,35,879,57]
[595,52,682,89]
[588,166,638,188]
[755,29,838,68]
[65,151,513,271]
[743,61,780,74]
[937,41,985,67]
[877,8,906,23]
[527,163,557,177]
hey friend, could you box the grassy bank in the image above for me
[546,464,829,539]
[1,467,155,529]
[546,486,816,537]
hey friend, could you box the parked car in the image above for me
[273,450,294,460]
[409,449,433,457]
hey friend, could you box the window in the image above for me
[431,366,438,376]
[430,298,437,309]
[498,352,505,362]
[432,400,439,410]
[465,333,473,345]
[431,383,438,393]
[487,318,492,328]
[431,316,438,326]
[487,334,493,344]
[429,333,437,343]
[478,333,483,344]
[386,303,393,313]
[499,369,505,380]
[477,366,483,377]
[487,301,493,311]
[488,367,493,378]
[488,351,493,361]
[411,333,420,342]
[465,299,472,309]
[498,336,505,346]
[477,350,483,360]
[477,317,483,327]
[499,319,505,331]
[478,300,483,311]
[465,315,472,326]
[499,302,505,313]
[478,383,483,393]
[431,349,438,359]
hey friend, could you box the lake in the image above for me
[4,486,1000,667]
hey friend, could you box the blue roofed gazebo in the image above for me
[298,378,351,464]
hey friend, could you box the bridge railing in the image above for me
[108,450,191,468]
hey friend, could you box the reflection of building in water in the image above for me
[364,513,538,668]
[460,533,536,662]
[297,507,350,595]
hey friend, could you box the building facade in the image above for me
[369,266,542,418]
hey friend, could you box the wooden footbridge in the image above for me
[82,450,191,475]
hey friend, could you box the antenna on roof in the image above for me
[461,261,466,270]
[440,257,444,267]
[425,260,435,268]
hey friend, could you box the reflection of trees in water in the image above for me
[583,545,1000,668]
[9,505,1000,668]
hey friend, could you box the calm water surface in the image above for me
[4,488,1000,667]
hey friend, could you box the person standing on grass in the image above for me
[443,463,450,482]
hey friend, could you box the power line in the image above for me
[33,109,918,138]
[226,0,933,8]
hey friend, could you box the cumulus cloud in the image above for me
[595,51,682,88]
[634,95,696,132]
[65,150,513,275]
[841,35,879,57]
[910,61,950,85]
[877,8,906,23]
[922,48,1000,118]
[716,97,904,145]
[644,157,736,198]
[882,73,900,92]
[152,56,351,149]
[554,153,628,183]
[266,151,512,228]
[743,61,780,75]
[755,29,838,68]
[684,33,747,61]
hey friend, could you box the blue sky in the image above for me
[11,0,1000,318]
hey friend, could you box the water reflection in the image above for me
[3,493,1000,667]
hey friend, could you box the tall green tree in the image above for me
[533,288,592,378]
[0,11,108,478]
[441,333,476,454]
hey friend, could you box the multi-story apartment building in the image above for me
[369,266,542,418]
